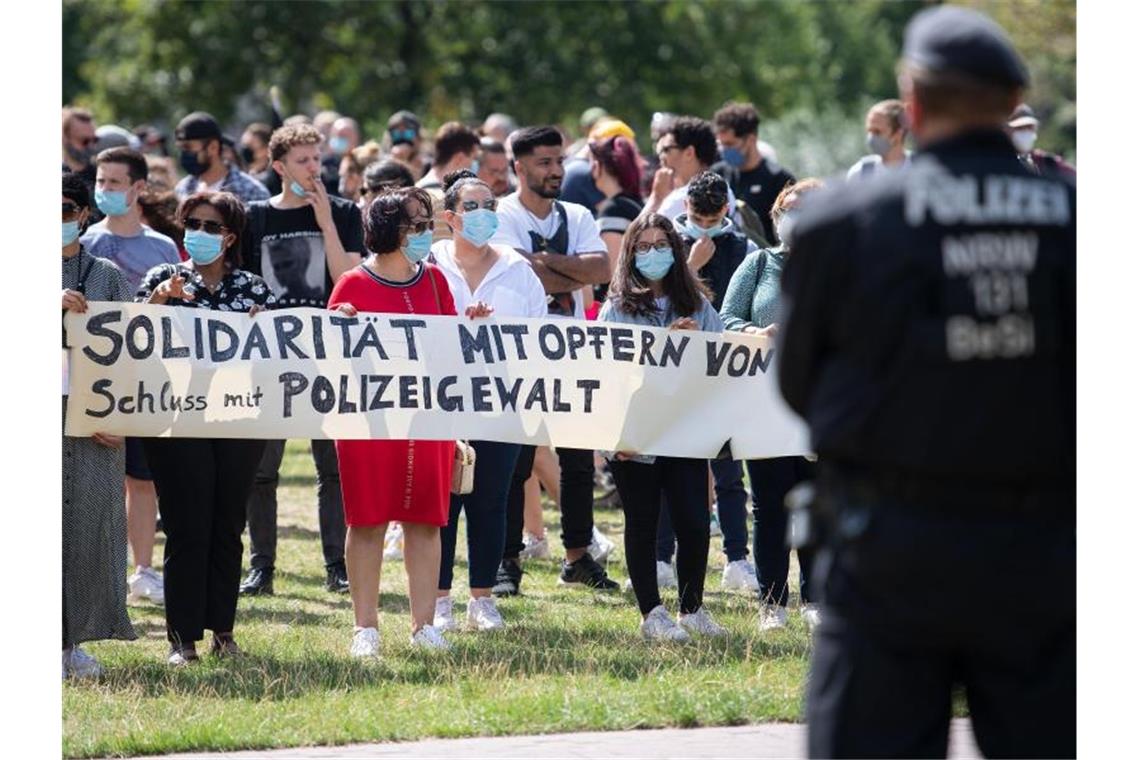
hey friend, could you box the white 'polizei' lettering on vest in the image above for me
[905,158,1070,227]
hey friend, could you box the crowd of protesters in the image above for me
[61,95,1073,674]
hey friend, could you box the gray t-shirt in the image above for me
[80,221,181,292]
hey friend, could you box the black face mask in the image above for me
[240,146,255,165]
[180,148,209,177]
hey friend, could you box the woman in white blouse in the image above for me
[429,170,546,632]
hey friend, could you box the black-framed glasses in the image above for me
[183,218,227,235]
[633,240,671,254]
[460,199,497,212]
[401,219,435,234]
[657,145,681,159]
[62,202,81,220]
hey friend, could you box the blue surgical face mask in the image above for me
[866,133,892,158]
[721,146,745,168]
[184,230,226,265]
[458,208,499,247]
[684,217,726,239]
[635,244,675,281]
[329,136,349,156]
[470,158,481,175]
[401,229,434,264]
[62,220,80,247]
[95,188,130,217]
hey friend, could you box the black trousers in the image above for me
[610,457,710,615]
[747,456,816,605]
[503,445,595,559]
[246,439,346,569]
[144,437,266,646]
[807,485,1075,758]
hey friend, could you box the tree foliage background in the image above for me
[62,0,1076,176]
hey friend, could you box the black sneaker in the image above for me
[326,561,350,594]
[238,567,274,596]
[559,554,619,590]
[491,559,524,597]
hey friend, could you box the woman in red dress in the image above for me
[329,187,490,654]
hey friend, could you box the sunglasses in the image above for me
[62,202,81,220]
[390,128,417,143]
[183,218,227,235]
[460,199,497,212]
[401,219,435,235]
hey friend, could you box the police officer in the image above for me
[778,6,1075,758]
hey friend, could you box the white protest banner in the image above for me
[63,303,809,459]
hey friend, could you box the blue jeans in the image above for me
[656,457,749,563]
[439,440,521,591]
[747,456,816,606]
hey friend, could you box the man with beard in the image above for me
[488,125,619,596]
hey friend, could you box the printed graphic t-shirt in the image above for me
[242,196,365,308]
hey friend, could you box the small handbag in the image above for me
[424,266,477,496]
[452,440,476,495]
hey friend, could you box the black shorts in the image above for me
[124,437,152,481]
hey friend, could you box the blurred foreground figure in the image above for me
[778,6,1075,757]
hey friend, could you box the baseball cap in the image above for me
[175,111,223,142]
[94,124,140,152]
[1007,104,1039,129]
[903,6,1029,89]
[589,118,635,142]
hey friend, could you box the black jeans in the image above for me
[503,445,595,559]
[807,487,1075,758]
[440,441,521,590]
[144,437,265,645]
[246,439,346,570]
[656,457,750,563]
[610,457,710,615]
[747,456,816,606]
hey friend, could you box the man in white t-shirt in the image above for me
[645,116,735,222]
[486,125,619,596]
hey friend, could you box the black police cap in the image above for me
[176,111,223,142]
[903,6,1029,88]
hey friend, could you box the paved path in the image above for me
[116,719,981,759]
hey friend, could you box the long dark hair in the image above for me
[177,191,245,268]
[609,213,711,318]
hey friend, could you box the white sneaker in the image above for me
[128,566,165,605]
[350,627,380,658]
[587,526,616,563]
[721,560,760,592]
[759,604,789,632]
[657,560,678,589]
[433,596,456,632]
[640,604,691,642]
[520,531,551,559]
[678,607,728,638]
[64,646,103,679]
[466,596,505,631]
[801,603,822,633]
[410,624,452,651]
[383,523,404,561]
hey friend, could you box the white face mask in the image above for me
[1011,130,1037,154]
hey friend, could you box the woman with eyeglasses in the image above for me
[135,191,276,665]
[329,186,490,655]
[61,172,137,679]
[427,170,546,633]
[598,213,729,643]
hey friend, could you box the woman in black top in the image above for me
[589,136,644,301]
[136,191,276,665]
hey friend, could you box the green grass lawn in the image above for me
[63,441,814,758]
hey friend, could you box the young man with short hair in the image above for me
[713,102,796,244]
[174,111,270,205]
[81,146,182,607]
[241,122,280,195]
[416,121,482,241]
[648,116,737,223]
[488,125,619,595]
[238,123,365,596]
